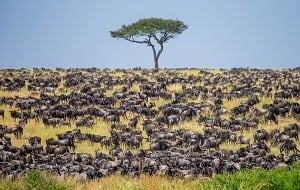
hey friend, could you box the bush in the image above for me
[198,162,300,190]
[22,169,68,190]
[0,170,69,190]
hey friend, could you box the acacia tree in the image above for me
[110,18,188,70]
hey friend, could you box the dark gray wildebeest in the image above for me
[21,144,43,154]
[9,110,21,121]
[264,112,278,125]
[4,125,23,139]
[282,124,299,141]
[271,132,290,147]
[166,115,181,128]
[75,116,94,128]
[128,116,139,128]
[42,117,61,127]
[237,136,250,145]
[103,114,120,124]
[253,129,270,142]
[28,136,42,145]
[279,139,300,155]
[0,109,4,119]
[46,137,75,151]
[202,138,221,151]
[46,145,70,155]
[150,140,171,151]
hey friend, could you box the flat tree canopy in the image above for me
[110,18,188,70]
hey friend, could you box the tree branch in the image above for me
[124,35,145,44]
[156,42,164,60]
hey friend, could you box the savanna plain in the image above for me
[0,67,299,190]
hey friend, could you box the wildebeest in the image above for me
[128,116,139,128]
[9,110,21,121]
[46,145,69,155]
[103,114,120,123]
[46,137,75,151]
[0,109,4,119]
[3,125,23,139]
[202,138,221,151]
[237,136,250,145]
[264,112,278,125]
[253,129,269,142]
[75,116,94,128]
[280,139,300,155]
[21,144,43,154]
[28,136,41,145]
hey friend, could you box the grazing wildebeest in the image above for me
[253,129,269,142]
[46,145,69,155]
[202,138,221,151]
[28,136,42,145]
[128,116,139,128]
[237,136,250,145]
[4,125,23,139]
[75,116,94,128]
[280,139,300,155]
[54,145,69,155]
[264,112,278,125]
[21,144,43,154]
[104,114,120,124]
[9,110,21,121]
[100,136,111,149]
[0,109,4,119]
[46,137,75,151]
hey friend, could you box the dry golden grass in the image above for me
[64,173,208,190]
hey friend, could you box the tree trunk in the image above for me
[154,56,159,71]
[150,42,162,72]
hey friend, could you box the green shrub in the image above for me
[22,169,68,190]
[0,170,69,190]
[198,162,300,190]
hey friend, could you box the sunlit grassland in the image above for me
[68,173,198,190]
[69,161,300,190]
[2,160,299,190]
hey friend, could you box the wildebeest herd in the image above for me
[0,67,300,180]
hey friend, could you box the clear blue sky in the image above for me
[0,0,299,69]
